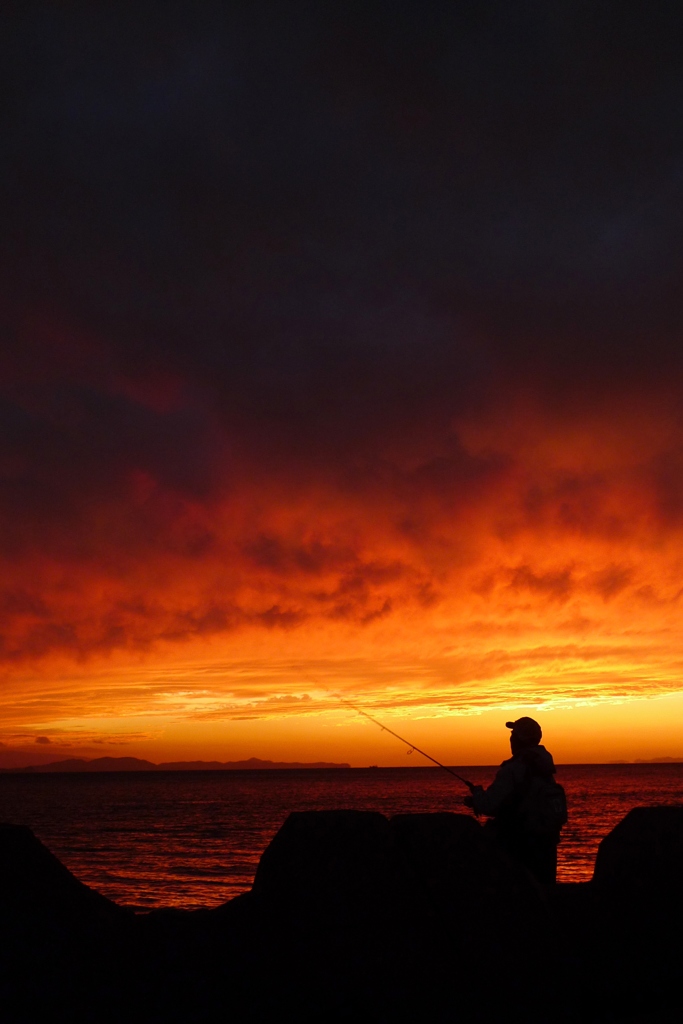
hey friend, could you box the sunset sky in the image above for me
[3,2,683,766]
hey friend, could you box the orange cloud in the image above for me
[1,405,683,667]
[4,317,683,765]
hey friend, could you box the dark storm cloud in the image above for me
[0,381,219,560]
[4,2,683,395]
[1,1,683,562]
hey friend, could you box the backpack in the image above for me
[516,772,568,837]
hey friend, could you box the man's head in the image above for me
[506,717,542,755]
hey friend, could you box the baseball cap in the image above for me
[505,717,542,744]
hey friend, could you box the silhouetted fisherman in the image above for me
[464,717,566,884]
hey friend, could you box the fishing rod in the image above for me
[331,691,475,791]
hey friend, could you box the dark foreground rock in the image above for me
[593,805,683,888]
[243,810,548,1022]
[552,806,683,1023]
[1,808,682,1023]
[0,824,131,1022]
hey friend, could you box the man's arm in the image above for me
[469,760,525,816]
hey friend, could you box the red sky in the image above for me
[3,4,683,766]
[3,381,683,766]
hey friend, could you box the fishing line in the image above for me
[326,688,474,792]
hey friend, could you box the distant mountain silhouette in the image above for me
[634,756,683,763]
[0,756,350,773]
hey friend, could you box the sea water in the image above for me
[1,764,681,910]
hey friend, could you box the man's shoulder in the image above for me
[522,744,556,775]
[497,756,527,780]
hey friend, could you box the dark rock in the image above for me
[251,809,547,935]
[0,825,131,1023]
[388,812,546,951]
[247,810,549,1021]
[549,806,683,1022]
[389,810,538,899]
[0,823,125,927]
[593,805,683,887]
[4,809,683,1022]
[252,809,390,912]
[253,809,543,916]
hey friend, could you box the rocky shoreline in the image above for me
[2,807,682,1022]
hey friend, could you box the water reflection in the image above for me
[0,764,681,909]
